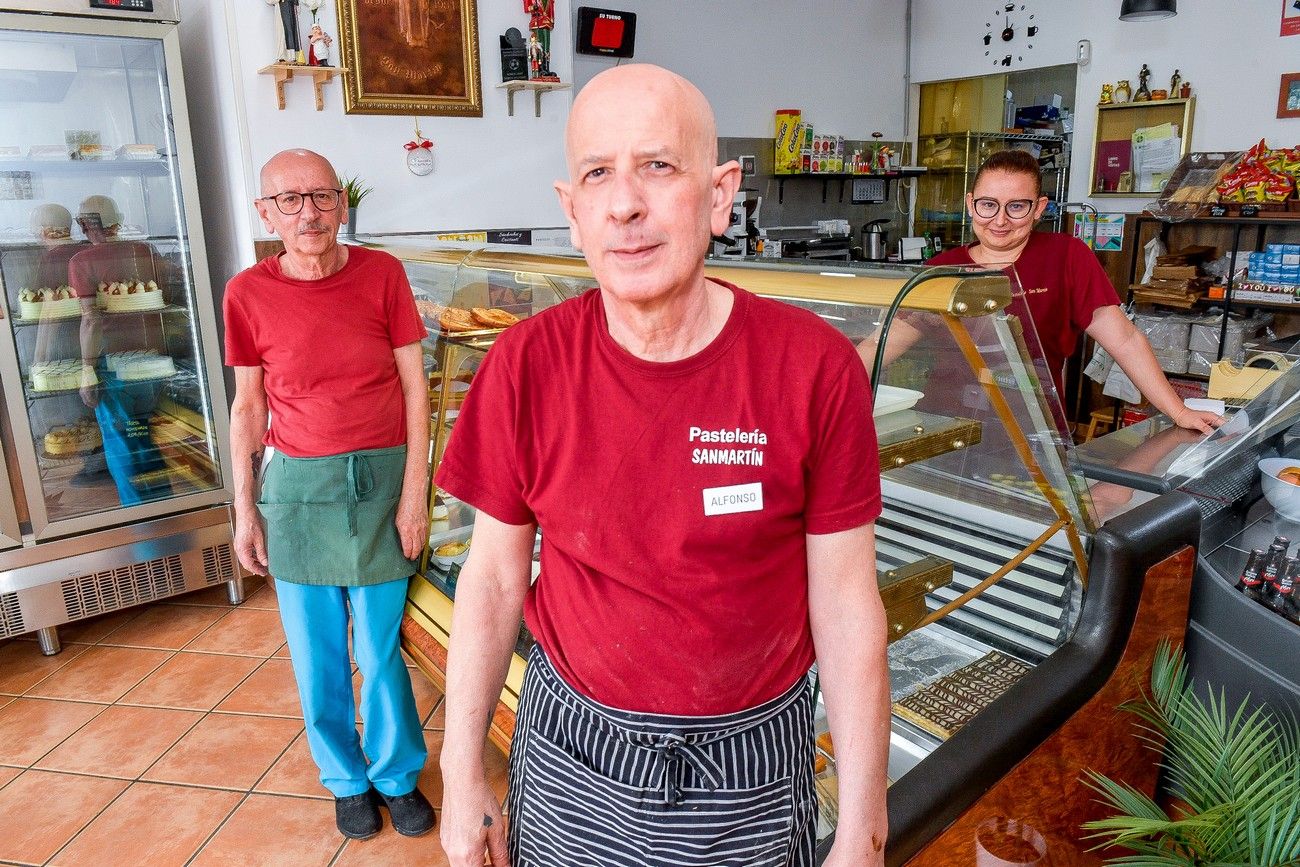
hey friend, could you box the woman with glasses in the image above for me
[865,149,1220,434]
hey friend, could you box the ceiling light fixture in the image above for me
[1120,0,1176,21]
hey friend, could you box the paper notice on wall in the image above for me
[1284,0,1300,36]
[1133,123,1181,192]
[1073,212,1126,252]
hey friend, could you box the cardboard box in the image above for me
[774,109,802,175]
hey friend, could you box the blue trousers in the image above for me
[276,578,426,798]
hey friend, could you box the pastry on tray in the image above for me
[470,307,519,328]
[438,307,477,332]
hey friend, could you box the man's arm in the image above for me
[807,523,890,867]
[440,511,536,867]
[1086,305,1221,434]
[393,341,430,560]
[230,365,269,576]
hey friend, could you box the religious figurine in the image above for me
[308,23,332,66]
[1169,68,1181,96]
[1099,83,1114,105]
[524,0,558,81]
[1114,79,1132,103]
[266,0,305,64]
[1135,63,1152,101]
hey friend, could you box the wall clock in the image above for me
[984,2,1039,68]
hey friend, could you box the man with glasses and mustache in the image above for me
[863,149,1221,434]
[223,149,435,840]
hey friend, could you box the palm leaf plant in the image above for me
[1081,641,1300,866]
[340,175,372,209]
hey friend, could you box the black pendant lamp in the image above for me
[1120,0,1176,20]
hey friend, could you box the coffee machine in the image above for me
[711,191,762,258]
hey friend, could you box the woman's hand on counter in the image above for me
[1169,406,1225,435]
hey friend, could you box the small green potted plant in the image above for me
[1081,641,1300,865]
[339,175,372,239]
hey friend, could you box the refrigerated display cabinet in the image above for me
[1077,344,1300,718]
[0,1,243,654]
[364,237,1201,865]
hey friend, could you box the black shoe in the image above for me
[378,787,436,837]
[334,788,382,840]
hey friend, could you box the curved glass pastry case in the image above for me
[366,237,1202,866]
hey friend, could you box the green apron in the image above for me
[256,446,418,587]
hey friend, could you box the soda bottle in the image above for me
[1236,549,1267,602]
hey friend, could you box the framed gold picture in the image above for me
[335,0,482,116]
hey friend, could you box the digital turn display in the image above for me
[88,0,156,11]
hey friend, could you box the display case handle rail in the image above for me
[914,516,1068,630]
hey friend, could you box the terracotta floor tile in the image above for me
[190,793,344,866]
[119,652,261,711]
[0,770,127,864]
[0,698,105,767]
[36,705,201,779]
[214,658,302,717]
[273,642,292,658]
[25,645,171,704]
[408,668,442,724]
[0,766,20,789]
[411,730,506,806]
[0,641,87,695]
[240,584,279,610]
[171,577,262,608]
[98,604,227,650]
[142,713,301,790]
[335,821,450,866]
[52,782,241,867]
[184,608,285,657]
[254,729,334,799]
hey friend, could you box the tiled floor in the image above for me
[0,577,509,866]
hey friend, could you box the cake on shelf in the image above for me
[105,350,176,381]
[98,279,165,312]
[117,143,158,160]
[28,145,69,161]
[30,359,95,392]
[18,286,81,320]
[43,419,102,457]
[74,144,109,160]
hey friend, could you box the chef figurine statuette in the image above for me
[308,24,333,66]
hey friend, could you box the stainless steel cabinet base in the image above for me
[0,506,244,654]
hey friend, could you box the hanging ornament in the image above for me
[405,118,435,176]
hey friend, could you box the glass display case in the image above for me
[367,237,1203,865]
[0,3,241,654]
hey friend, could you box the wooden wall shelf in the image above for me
[258,63,348,112]
[495,80,570,117]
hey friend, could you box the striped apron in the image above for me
[507,646,818,867]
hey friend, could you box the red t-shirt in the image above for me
[929,231,1120,396]
[437,280,882,715]
[222,246,427,457]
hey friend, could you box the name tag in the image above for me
[702,482,763,517]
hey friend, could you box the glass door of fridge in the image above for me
[0,16,228,539]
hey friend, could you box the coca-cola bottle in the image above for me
[1236,549,1268,602]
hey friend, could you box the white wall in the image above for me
[910,0,1300,206]
[571,0,909,139]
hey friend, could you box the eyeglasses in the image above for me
[258,188,343,216]
[972,197,1036,220]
